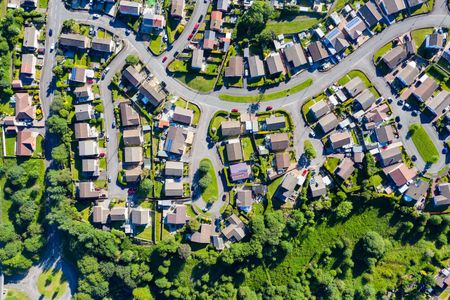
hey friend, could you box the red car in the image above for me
[188,33,194,40]
[162,56,168,62]
[194,23,199,30]
[231,108,238,113]
[266,106,273,111]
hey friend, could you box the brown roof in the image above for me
[318,113,339,133]
[358,2,382,27]
[15,93,35,121]
[225,56,243,77]
[226,141,243,162]
[380,146,402,166]
[165,161,184,177]
[309,100,331,120]
[344,77,365,97]
[379,0,406,15]
[284,43,307,68]
[336,157,355,181]
[221,120,241,136]
[275,152,290,170]
[74,122,96,140]
[229,162,251,182]
[91,37,114,52]
[124,165,142,182]
[382,45,408,69]
[375,125,395,144]
[404,179,429,201]
[236,189,253,208]
[270,133,289,152]
[266,53,284,75]
[119,101,140,127]
[59,33,90,49]
[131,208,150,225]
[123,128,142,146]
[266,115,286,131]
[16,130,37,156]
[139,80,166,107]
[78,181,101,199]
[21,54,36,76]
[308,41,328,62]
[222,224,246,241]
[110,207,128,221]
[171,0,185,18]
[123,65,145,88]
[330,131,352,149]
[210,11,223,31]
[124,147,143,164]
[164,126,186,155]
[383,163,417,186]
[173,106,194,125]
[191,223,212,244]
[164,181,184,197]
[167,205,188,225]
[413,77,439,102]
[92,206,109,224]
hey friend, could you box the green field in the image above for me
[173,73,216,93]
[5,289,29,300]
[265,16,322,35]
[37,268,68,299]
[199,158,219,203]
[374,42,393,63]
[409,123,439,164]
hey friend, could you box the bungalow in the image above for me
[425,33,446,49]
[92,206,109,224]
[343,77,365,98]
[171,0,185,19]
[275,173,298,202]
[212,235,225,250]
[124,166,142,183]
[164,181,184,197]
[236,189,253,212]
[15,93,35,121]
[248,55,265,78]
[78,181,101,199]
[308,41,329,63]
[110,207,128,222]
[16,130,37,156]
[309,100,331,120]
[164,126,186,155]
[404,179,429,202]
[226,139,243,162]
[375,125,395,144]
[191,224,212,244]
[379,146,402,166]
[141,13,166,32]
[270,133,289,152]
[75,104,94,121]
[364,103,390,124]
[275,152,290,172]
[69,67,87,84]
[413,76,439,102]
[434,183,450,206]
[222,218,246,242]
[210,11,223,32]
[217,0,229,11]
[20,54,36,81]
[225,56,243,78]
[395,61,420,86]
[74,85,94,102]
[266,53,285,75]
[166,204,188,226]
[79,140,99,157]
[266,115,286,131]
[310,175,327,198]
[382,45,409,69]
[119,0,142,16]
[22,26,38,51]
[329,131,352,149]
[377,0,406,15]
[229,162,251,182]
[74,123,98,140]
[336,157,355,181]
[324,28,349,54]
[120,101,140,127]
[383,162,417,187]
[173,106,194,125]
[131,207,150,226]
[91,37,115,53]
[139,80,166,107]
[426,91,450,116]
[221,120,241,137]
[343,16,367,41]
[59,33,90,49]
[191,48,204,70]
[124,147,143,164]
[123,65,145,88]
[358,1,383,27]
[354,89,376,111]
[165,161,184,177]
[123,128,143,146]
[318,113,339,134]
[82,159,100,176]
[284,43,307,69]
[203,30,217,50]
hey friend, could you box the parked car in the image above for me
[48,29,53,36]
[188,33,193,40]
[194,23,199,30]
[376,97,383,104]
[404,103,411,110]
[412,110,418,116]
[398,99,404,106]
[266,106,273,111]
[106,135,109,142]
[93,14,100,19]
[104,67,110,74]
[50,43,55,52]
[395,116,400,122]
[108,176,112,183]
[162,56,168,62]
[231,108,238,113]
[411,155,417,162]
[112,121,116,128]
[397,123,402,129]
[443,148,448,154]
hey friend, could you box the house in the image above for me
[173,106,194,125]
[329,131,352,149]
[425,33,445,49]
[217,0,229,11]
[426,91,450,116]
[75,104,94,121]
[318,113,339,134]
[59,33,90,49]
[78,181,101,199]
[212,235,225,250]
[226,140,243,162]
[222,217,246,241]
[124,166,142,182]
[309,100,331,120]
[396,61,420,86]
[324,28,349,54]
[120,101,140,127]
[16,130,37,156]
[74,123,98,140]
[270,133,289,152]
[164,126,186,155]
[364,103,390,124]
[310,175,327,198]
[275,173,298,202]
[382,45,409,69]
[22,27,38,51]
[92,206,109,224]
[171,0,185,19]
[165,161,184,177]
[139,80,166,107]
[343,17,367,41]
[354,89,376,111]
[284,43,307,69]
[123,66,145,88]
[210,11,223,32]
[375,125,395,144]
[413,76,439,102]
[20,54,36,81]
[329,12,341,25]
[74,86,94,102]
[82,159,100,176]
[79,140,99,157]
[377,0,406,15]
[131,208,150,225]
[203,30,217,50]
[225,56,243,78]
[14,93,35,121]
[221,120,241,136]
[69,67,87,84]
[383,163,417,186]
[275,152,290,172]
[404,179,429,202]
[119,0,142,16]
[123,128,143,146]
[141,13,166,32]
[236,189,253,212]
[266,53,285,75]
[191,223,212,244]
[164,181,184,197]
[406,0,424,8]
[124,147,143,164]
[266,116,286,131]
[166,204,188,226]
[229,162,251,182]
[248,55,265,78]
[358,1,383,27]
[380,146,402,166]
[434,183,450,206]
[191,48,204,70]
[343,77,365,98]
[336,157,355,181]
[91,37,115,53]
[110,207,128,222]
[308,41,329,63]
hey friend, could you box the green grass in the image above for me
[0,0,7,18]
[149,34,165,55]
[199,158,218,203]
[265,16,322,35]
[337,70,372,87]
[324,157,340,173]
[411,28,434,52]
[4,288,29,300]
[374,42,393,63]
[173,73,216,93]
[38,0,48,8]
[219,79,313,102]
[267,176,283,202]
[174,98,201,125]
[136,226,153,240]
[5,133,16,156]
[37,268,68,299]
[241,137,254,161]
[409,124,439,164]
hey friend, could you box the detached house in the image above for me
[324,28,349,54]
[318,113,339,134]
[119,0,142,16]
[91,37,115,53]
[266,53,285,75]
[16,130,38,156]
[308,41,329,63]
[20,54,37,82]
[123,65,145,88]
[22,27,39,52]
[225,56,243,78]
[354,89,376,111]
[210,11,223,32]
[229,162,251,182]
[309,100,331,120]
[343,77,365,98]
[269,133,289,152]
[15,93,35,122]
[139,80,166,107]
[165,161,184,177]
[172,106,194,125]
[141,13,166,32]
[171,0,185,19]
[120,101,140,127]
[413,76,439,102]
[75,104,94,121]
[191,48,204,70]
[336,157,355,181]
[221,120,241,137]
[226,139,243,162]
[59,33,90,49]
[380,146,402,166]
[78,181,101,199]
[236,189,253,212]
[434,183,450,206]
[329,131,352,149]
[377,0,406,15]
[123,128,143,146]
[343,17,367,41]
[164,126,186,155]
[69,67,87,84]
[248,55,265,78]
[284,43,307,69]
[358,2,383,28]
[164,181,184,197]
[166,205,188,227]
[425,33,446,49]
[74,123,98,140]
[383,163,417,187]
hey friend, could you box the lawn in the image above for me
[173,73,216,93]
[149,35,165,55]
[38,0,48,8]
[136,226,153,241]
[409,123,439,164]
[241,137,254,161]
[219,79,313,102]
[324,157,340,173]
[265,16,322,35]
[0,0,7,18]
[411,28,433,52]
[37,268,68,299]
[337,70,372,88]
[267,176,283,202]
[4,288,29,300]
[374,42,393,63]
[200,158,218,203]
[174,98,201,125]
[5,132,16,156]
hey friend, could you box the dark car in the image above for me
[395,116,400,122]
[198,15,203,22]
[162,56,168,62]
[266,106,273,111]
[443,148,448,154]
[49,29,53,36]
[411,155,417,162]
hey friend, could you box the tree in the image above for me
[304,140,316,160]
[358,231,385,264]
[6,165,27,188]
[199,173,211,190]
[52,65,64,77]
[335,201,353,218]
[47,115,69,136]
[138,178,153,197]
[198,160,211,174]
[177,244,191,260]
[51,144,69,167]
[236,1,274,39]
[126,55,139,66]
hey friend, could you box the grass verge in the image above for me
[409,123,439,164]
[200,158,218,203]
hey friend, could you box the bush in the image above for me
[125,55,139,66]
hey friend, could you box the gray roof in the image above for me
[164,181,184,197]
[396,61,420,86]
[221,120,241,136]
[119,101,140,127]
[380,146,402,166]
[382,45,408,69]
[236,189,253,208]
[226,141,243,161]
[336,157,355,181]
[358,1,382,27]
[173,106,194,125]
[344,77,365,97]
[124,147,143,163]
[139,80,166,107]
[123,66,145,88]
[318,113,339,133]
[375,125,395,144]
[284,44,307,68]
[217,0,229,11]
[248,55,265,78]
[164,127,186,155]
[329,131,352,149]
[59,33,90,49]
[309,100,331,120]
[266,53,284,75]
[266,115,286,130]
[270,133,289,152]
[276,173,298,201]
[308,41,328,62]
[310,175,327,198]
[426,91,450,115]
[354,89,376,111]
[131,208,150,225]
[225,56,243,77]
[23,26,38,49]
[191,48,204,69]
[379,0,406,14]
[165,161,184,177]
[91,37,113,52]
[123,128,142,146]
